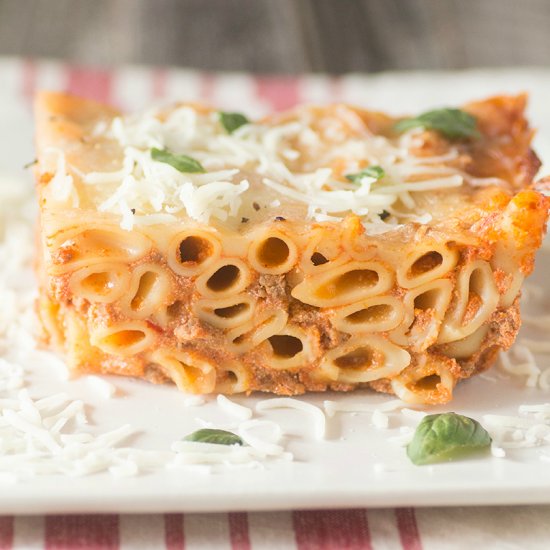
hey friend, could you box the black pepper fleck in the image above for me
[379,210,390,220]
[241,217,249,223]
[131,209,136,214]
[274,216,286,221]
[252,202,260,211]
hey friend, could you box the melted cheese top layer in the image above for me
[42,103,500,233]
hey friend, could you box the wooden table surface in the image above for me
[0,0,549,74]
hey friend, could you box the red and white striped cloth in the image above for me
[9,57,550,122]
[9,58,331,116]
[2,506,550,549]
[2,58,550,550]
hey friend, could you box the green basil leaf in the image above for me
[345,165,385,184]
[219,111,250,134]
[183,428,244,446]
[151,148,205,173]
[407,412,491,465]
[394,108,479,140]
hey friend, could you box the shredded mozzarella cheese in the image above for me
[371,409,390,430]
[86,375,117,399]
[256,397,326,440]
[519,339,550,354]
[400,408,428,421]
[183,395,207,407]
[491,446,506,458]
[56,104,489,232]
[323,398,406,417]
[498,344,540,387]
[237,420,285,456]
[216,395,253,421]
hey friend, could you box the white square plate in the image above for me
[1,59,550,514]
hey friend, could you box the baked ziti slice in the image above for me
[34,92,549,404]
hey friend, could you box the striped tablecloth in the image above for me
[2,506,550,549]
[2,58,550,549]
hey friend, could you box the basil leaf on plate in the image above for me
[151,147,205,173]
[345,165,385,184]
[407,412,491,465]
[394,108,479,140]
[219,111,250,134]
[183,428,244,446]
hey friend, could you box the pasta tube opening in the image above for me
[83,272,111,293]
[226,310,288,354]
[331,270,378,293]
[264,325,313,369]
[207,265,241,291]
[332,296,404,334]
[150,349,216,393]
[292,261,392,307]
[194,295,255,329]
[69,262,130,303]
[397,243,458,289]
[122,264,172,319]
[414,288,441,310]
[167,230,221,276]
[334,347,377,369]
[131,272,159,310]
[347,304,392,324]
[390,279,453,350]
[91,321,157,356]
[409,252,443,278]
[268,335,304,358]
[299,227,346,274]
[215,364,249,393]
[410,374,443,393]
[438,260,498,344]
[196,258,251,298]
[310,252,329,266]
[179,235,214,264]
[258,238,290,267]
[316,335,411,384]
[249,232,298,274]
[103,330,145,347]
[215,303,249,318]
[391,360,455,405]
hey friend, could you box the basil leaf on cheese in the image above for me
[394,108,479,140]
[407,412,491,465]
[151,147,205,173]
[183,428,244,446]
[219,111,250,134]
[345,165,385,184]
